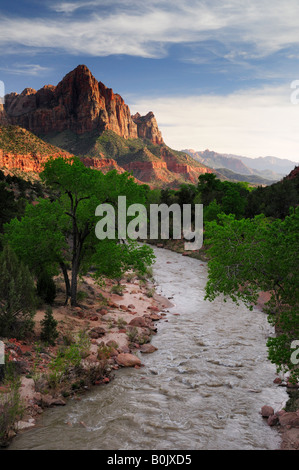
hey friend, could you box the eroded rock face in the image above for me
[0,66,213,187]
[3,65,161,144]
[0,150,70,173]
[0,104,8,125]
[132,112,164,145]
[0,150,132,177]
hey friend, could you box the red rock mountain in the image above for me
[3,65,157,142]
[0,65,211,187]
[132,112,163,145]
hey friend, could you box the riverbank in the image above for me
[256,290,299,450]
[1,243,297,450]
[148,239,299,451]
[0,269,173,447]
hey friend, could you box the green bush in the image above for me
[40,306,59,346]
[0,245,36,339]
[0,375,24,446]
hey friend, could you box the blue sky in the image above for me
[1,0,299,161]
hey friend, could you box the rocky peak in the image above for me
[3,65,164,145]
[132,111,164,145]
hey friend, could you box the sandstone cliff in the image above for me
[0,65,212,188]
[0,150,68,174]
[3,65,162,144]
[132,112,164,145]
[284,165,299,180]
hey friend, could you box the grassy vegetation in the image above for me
[0,125,67,156]
[42,128,208,169]
[42,128,161,162]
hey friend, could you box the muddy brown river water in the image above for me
[8,246,288,450]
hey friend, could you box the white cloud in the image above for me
[1,0,299,60]
[0,64,50,76]
[51,1,99,14]
[128,84,299,161]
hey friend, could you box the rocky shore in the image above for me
[0,270,172,447]
[255,291,299,450]
[261,392,299,450]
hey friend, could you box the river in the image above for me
[8,246,288,450]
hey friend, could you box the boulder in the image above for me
[38,394,66,408]
[116,353,141,367]
[129,316,148,328]
[16,418,36,431]
[89,327,106,339]
[279,411,299,428]
[149,314,162,321]
[89,315,98,321]
[267,414,279,426]
[140,344,158,354]
[261,405,274,417]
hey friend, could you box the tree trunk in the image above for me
[70,253,81,306]
[60,262,71,305]
[70,268,77,306]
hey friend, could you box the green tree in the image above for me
[203,199,223,222]
[0,182,19,234]
[91,238,154,281]
[221,186,247,218]
[40,306,59,346]
[245,177,299,219]
[4,198,70,302]
[198,173,222,206]
[204,209,299,381]
[0,245,36,338]
[4,157,155,306]
[197,174,249,218]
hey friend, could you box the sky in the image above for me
[1,0,299,161]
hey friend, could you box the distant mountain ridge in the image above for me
[183,148,298,183]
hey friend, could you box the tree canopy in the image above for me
[4,157,155,306]
[204,208,299,381]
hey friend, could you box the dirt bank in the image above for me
[0,271,173,446]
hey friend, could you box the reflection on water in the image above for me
[8,247,288,450]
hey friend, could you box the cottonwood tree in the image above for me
[4,157,154,306]
[4,198,70,301]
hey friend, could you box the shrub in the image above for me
[0,245,36,339]
[126,326,138,343]
[48,329,91,388]
[146,287,155,298]
[117,317,127,329]
[40,306,59,346]
[0,374,24,446]
[110,284,125,296]
[76,290,88,301]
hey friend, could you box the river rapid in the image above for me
[8,246,288,450]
